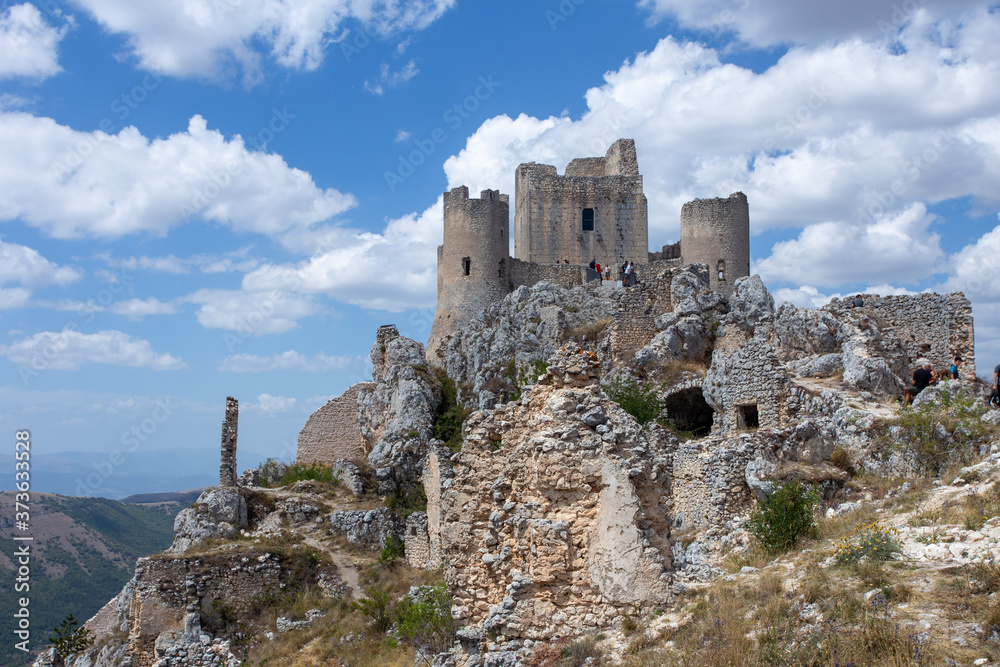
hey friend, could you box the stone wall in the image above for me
[680,192,750,295]
[509,257,587,289]
[825,292,976,379]
[671,434,764,530]
[296,383,372,465]
[429,187,511,359]
[513,139,648,269]
[705,331,792,434]
[609,267,676,363]
[220,397,238,487]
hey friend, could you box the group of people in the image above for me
[903,356,962,405]
[587,259,637,286]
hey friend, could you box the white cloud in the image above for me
[0,3,69,80]
[101,248,259,274]
[218,350,352,372]
[185,288,319,335]
[0,238,80,287]
[0,113,356,242]
[754,204,944,288]
[72,0,453,83]
[108,298,180,319]
[637,0,985,48]
[242,198,442,311]
[364,59,419,95]
[254,393,296,414]
[771,283,919,309]
[0,329,185,370]
[941,221,1000,301]
[0,287,31,309]
[394,129,411,143]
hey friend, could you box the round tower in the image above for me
[680,192,750,295]
[427,186,510,363]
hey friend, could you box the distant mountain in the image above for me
[0,448,269,499]
[121,488,207,505]
[0,493,181,666]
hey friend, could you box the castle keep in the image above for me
[428,139,753,359]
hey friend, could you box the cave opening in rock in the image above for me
[662,387,715,436]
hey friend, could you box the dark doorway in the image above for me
[662,387,715,436]
[738,404,759,430]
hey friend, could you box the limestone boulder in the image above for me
[168,487,247,555]
[773,302,845,361]
[841,335,905,399]
[635,316,710,366]
[725,275,774,329]
[786,353,844,378]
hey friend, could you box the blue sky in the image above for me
[1,0,999,496]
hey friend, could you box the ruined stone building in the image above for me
[427,138,753,360]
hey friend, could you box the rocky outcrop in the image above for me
[168,487,247,555]
[328,508,404,550]
[358,325,442,494]
[438,346,673,642]
[433,281,621,409]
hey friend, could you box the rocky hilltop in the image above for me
[40,266,1000,667]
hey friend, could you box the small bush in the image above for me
[275,462,339,487]
[830,447,852,472]
[49,615,93,658]
[386,485,426,517]
[357,588,394,634]
[393,584,458,656]
[890,391,990,473]
[433,371,471,452]
[746,480,820,553]
[378,534,405,567]
[603,377,663,425]
[835,522,901,564]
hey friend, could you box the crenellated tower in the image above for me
[427,187,510,361]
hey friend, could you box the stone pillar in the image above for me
[220,396,238,487]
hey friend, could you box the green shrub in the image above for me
[602,377,662,425]
[275,462,339,487]
[357,588,394,634]
[835,522,901,564]
[49,615,93,658]
[433,371,471,452]
[393,584,458,655]
[746,480,820,553]
[890,391,990,473]
[377,534,406,566]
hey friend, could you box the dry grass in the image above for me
[560,318,611,343]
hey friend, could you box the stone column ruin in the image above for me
[220,396,238,487]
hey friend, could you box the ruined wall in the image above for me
[825,292,976,379]
[648,242,681,262]
[509,257,587,289]
[406,443,451,570]
[428,187,511,361]
[671,435,764,530]
[704,332,792,434]
[680,192,750,295]
[439,347,673,641]
[514,139,648,269]
[296,383,373,465]
[609,267,676,363]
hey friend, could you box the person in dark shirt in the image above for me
[903,363,933,406]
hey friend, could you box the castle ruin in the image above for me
[427,139,753,361]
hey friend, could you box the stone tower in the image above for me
[680,192,750,295]
[427,187,510,360]
[514,139,648,268]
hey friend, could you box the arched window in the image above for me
[717,259,726,282]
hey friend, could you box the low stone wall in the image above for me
[509,257,587,289]
[609,266,676,362]
[826,292,975,379]
[297,383,372,465]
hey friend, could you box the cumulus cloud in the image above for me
[242,198,442,311]
[0,238,80,287]
[771,283,919,309]
[254,393,297,414]
[941,221,1000,301]
[100,248,259,274]
[364,59,419,95]
[218,350,353,372]
[0,329,185,369]
[0,113,356,242]
[754,204,944,288]
[0,3,69,80]
[72,0,453,83]
[185,288,320,335]
[637,0,985,48]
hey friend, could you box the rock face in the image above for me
[358,325,442,494]
[439,346,673,640]
[168,487,247,555]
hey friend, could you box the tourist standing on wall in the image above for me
[950,357,961,380]
[625,261,634,287]
[595,260,602,284]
